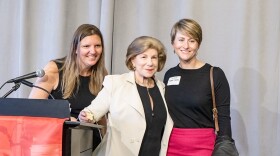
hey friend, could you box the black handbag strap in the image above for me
[210,66,219,132]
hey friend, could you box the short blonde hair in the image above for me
[125,36,166,72]
[170,19,202,46]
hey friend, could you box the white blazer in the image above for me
[85,72,173,156]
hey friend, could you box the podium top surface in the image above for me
[64,121,104,129]
[0,98,70,118]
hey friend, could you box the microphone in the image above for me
[7,69,45,83]
[21,80,55,99]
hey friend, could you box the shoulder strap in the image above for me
[210,66,219,132]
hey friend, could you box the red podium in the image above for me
[0,98,70,156]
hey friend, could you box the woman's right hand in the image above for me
[78,111,89,122]
[78,110,94,123]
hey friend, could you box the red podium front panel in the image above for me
[0,98,70,156]
[0,116,66,155]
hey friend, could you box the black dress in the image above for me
[50,61,101,150]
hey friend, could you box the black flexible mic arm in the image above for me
[21,80,55,99]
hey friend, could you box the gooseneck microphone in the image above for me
[21,80,55,99]
[0,69,48,98]
[7,69,45,83]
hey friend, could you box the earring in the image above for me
[133,66,136,71]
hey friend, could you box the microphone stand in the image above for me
[1,80,55,99]
[2,82,21,98]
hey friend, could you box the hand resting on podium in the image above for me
[78,109,94,123]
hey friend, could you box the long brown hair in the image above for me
[56,24,107,98]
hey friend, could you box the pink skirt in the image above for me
[167,128,216,156]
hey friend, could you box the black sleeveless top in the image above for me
[50,61,96,118]
[50,61,101,150]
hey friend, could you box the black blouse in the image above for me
[136,82,167,156]
[164,63,232,137]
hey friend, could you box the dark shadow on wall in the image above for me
[231,67,272,156]
[230,109,247,156]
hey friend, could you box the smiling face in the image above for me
[172,31,199,63]
[132,48,158,81]
[76,34,102,70]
